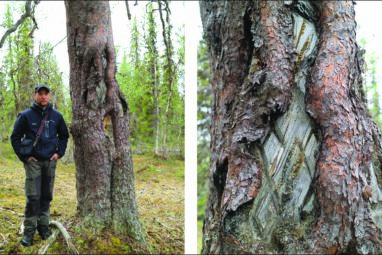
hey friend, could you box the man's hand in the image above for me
[50,153,60,161]
[28,157,37,162]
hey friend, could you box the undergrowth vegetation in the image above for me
[0,142,184,254]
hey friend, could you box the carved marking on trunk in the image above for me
[292,14,317,70]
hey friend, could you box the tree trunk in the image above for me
[159,1,174,159]
[200,1,382,254]
[153,64,160,157]
[145,3,160,157]
[65,1,145,244]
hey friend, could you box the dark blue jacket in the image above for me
[11,103,69,162]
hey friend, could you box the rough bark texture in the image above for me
[305,2,382,253]
[65,1,145,243]
[201,1,382,254]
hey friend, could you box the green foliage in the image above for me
[34,42,72,121]
[360,38,382,128]
[159,8,185,156]
[0,2,72,141]
[14,5,34,113]
[129,17,141,68]
[0,3,18,140]
[117,2,184,157]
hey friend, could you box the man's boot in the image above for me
[20,229,34,247]
[37,225,52,240]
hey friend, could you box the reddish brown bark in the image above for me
[65,1,145,243]
[305,1,381,253]
[225,0,294,217]
[201,1,294,253]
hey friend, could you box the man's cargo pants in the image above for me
[23,159,56,234]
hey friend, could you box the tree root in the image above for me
[38,220,79,255]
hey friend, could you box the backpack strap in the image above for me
[33,111,50,147]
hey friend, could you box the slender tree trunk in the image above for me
[145,3,160,157]
[200,1,382,254]
[65,1,145,243]
[0,116,3,156]
[10,70,19,115]
[154,65,160,156]
[159,0,174,158]
[162,88,172,158]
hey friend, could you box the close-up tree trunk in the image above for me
[200,1,382,254]
[65,1,145,244]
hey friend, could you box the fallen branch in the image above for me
[37,229,59,254]
[38,220,78,255]
[19,223,24,235]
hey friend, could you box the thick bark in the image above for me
[201,1,294,253]
[305,2,382,253]
[201,1,382,254]
[65,1,145,243]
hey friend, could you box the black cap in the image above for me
[35,84,50,93]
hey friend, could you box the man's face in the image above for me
[34,89,50,107]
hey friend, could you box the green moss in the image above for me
[76,237,87,249]
[124,244,131,253]
[50,241,64,252]
[270,211,314,253]
[81,217,111,232]
[96,240,116,254]
[111,236,121,246]
[3,241,23,254]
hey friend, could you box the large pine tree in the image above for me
[65,1,145,245]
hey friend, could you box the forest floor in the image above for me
[197,220,203,253]
[0,142,184,254]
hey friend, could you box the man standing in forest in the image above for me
[11,84,69,247]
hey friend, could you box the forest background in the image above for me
[0,1,186,254]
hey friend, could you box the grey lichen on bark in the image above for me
[65,1,146,246]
